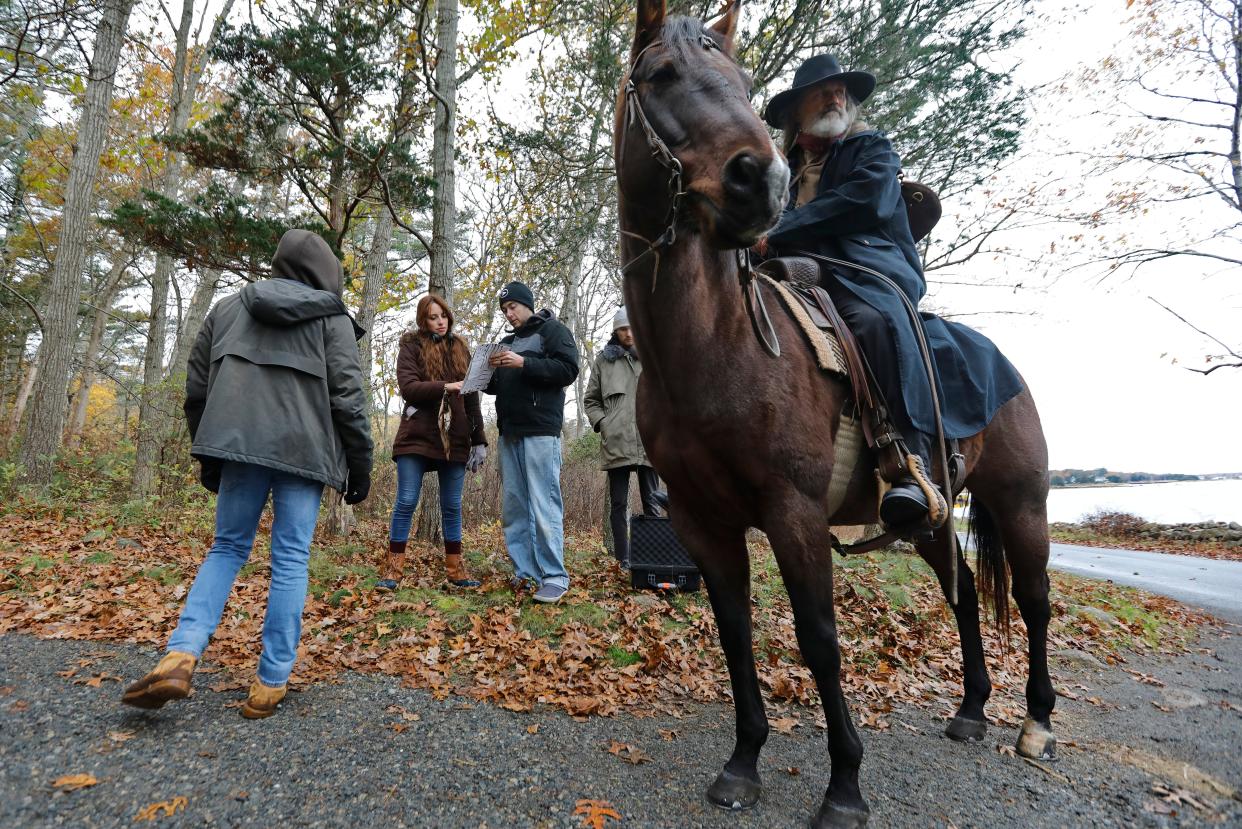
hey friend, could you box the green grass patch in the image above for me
[84,550,115,565]
[140,565,182,586]
[22,554,56,571]
[607,645,642,667]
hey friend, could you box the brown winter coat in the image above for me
[391,332,486,464]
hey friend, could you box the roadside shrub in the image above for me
[1081,510,1146,538]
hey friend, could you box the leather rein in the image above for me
[617,35,782,358]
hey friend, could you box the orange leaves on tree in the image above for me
[573,799,622,828]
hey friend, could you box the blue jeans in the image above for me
[388,454,466,543]
[167,462,323,687]
[499,435,567,589]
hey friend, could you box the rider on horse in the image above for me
[759,54,1025,538]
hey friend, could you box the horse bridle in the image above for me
[617,34,782,358]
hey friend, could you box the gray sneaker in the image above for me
[532,583,567,604]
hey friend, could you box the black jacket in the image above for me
[485,310,580,437]
[185,231,374,490]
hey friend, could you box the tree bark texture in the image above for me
[20,0,135,484]
[428,0,458,304]
[66,252,129,447]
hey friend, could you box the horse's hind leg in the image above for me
[668,511,768,809]
[996,500,1057,760]
[915,531,992,742]
[766,500,869,828]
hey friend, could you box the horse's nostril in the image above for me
[723,152,764,194]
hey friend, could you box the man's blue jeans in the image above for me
[499,435,567,589]
[388,454,466,543]
[167,462,324,687]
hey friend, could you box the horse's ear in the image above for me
[634,0,666,54]
[708,0,740,48]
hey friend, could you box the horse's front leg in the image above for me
[669,506,767,810]
[766,496,869,828]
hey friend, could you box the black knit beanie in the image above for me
[498,281,535,312]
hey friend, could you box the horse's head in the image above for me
[616,0,788,251]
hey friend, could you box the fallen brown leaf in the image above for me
[526,724,539,734]
[52,773,98,791]
[134,796,188,821]
[573,798,622,828]
[605,740,650,764]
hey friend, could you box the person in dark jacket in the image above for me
[122,229,373,719]
[583,306,661,568]
[484,281,580,604]
[761,54,1024,535]
[377,294,487,592]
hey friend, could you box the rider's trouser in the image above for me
[820,274,935,467]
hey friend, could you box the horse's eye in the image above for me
[647,64,678,85]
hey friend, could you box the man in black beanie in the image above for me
[485,281,580,603]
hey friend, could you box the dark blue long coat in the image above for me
[767,130,1024,439]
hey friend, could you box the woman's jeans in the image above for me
[167,462,324,687]
[389,454,466,544]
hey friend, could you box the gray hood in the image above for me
[271,229,343,294]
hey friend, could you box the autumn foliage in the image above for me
[0,493,1213,730]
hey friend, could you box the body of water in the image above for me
[1044,478,1242,524]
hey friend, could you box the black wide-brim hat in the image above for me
[763,54,876,128]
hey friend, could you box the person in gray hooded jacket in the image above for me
[122,229,373,720]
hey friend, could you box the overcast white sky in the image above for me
[923,0,1242,475]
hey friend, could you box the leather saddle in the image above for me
[755,255,966,495]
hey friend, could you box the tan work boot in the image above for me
[375,539,407,592]
[444,540,480,588]
[121,651,197,710]
[240,681,287,719]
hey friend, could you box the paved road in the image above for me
[1047,543,1242,622]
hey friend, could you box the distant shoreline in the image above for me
[1050,478,1238,490]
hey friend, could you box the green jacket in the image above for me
[184,231,373,491]
[583,339,649,470]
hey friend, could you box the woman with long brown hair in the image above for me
[377,295,487,590]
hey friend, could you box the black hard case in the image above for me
[628,515,701,593]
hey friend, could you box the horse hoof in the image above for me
[706,769,761,811]
[812,802,870,828]
[945,715,988,742]
[1015,716,1057,761]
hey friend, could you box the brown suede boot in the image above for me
[444,540,480,588]
[121,651,197,710]
[376,540,407,592]
[240,680,287,719]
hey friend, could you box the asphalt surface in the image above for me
[2,624,1240,828]
[1048,543,1242,623]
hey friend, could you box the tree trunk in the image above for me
[133,0,199,496]
[19,0,135,484]
[168,267,219,378]
[359,214,393,409]
[428,0,459,303]
[8,353,37,440]
[66,252,128,447]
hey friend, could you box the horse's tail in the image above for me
[969,498,1010,639]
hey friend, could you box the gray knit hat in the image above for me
[612,306,629,331]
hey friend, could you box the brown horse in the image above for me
[614,2,1055,827]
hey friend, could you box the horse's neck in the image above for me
[623,239,746,395]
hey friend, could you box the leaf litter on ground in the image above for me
[0,501,1219,731]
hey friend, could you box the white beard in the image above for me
[805,109,852,140]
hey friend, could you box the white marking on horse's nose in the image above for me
[765,146,790,214]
